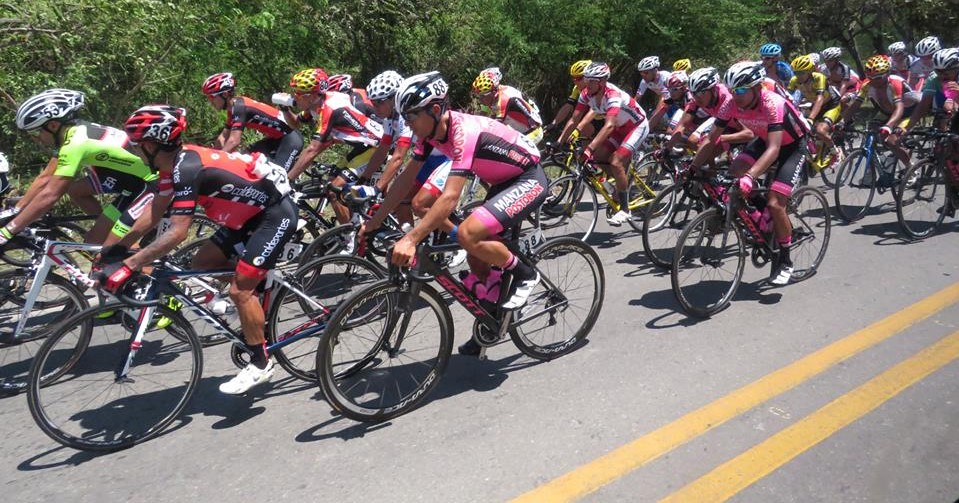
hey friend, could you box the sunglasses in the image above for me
[693,89,711,97]
[401,109,422,122]
[761,56,778,61]
[668,86,686,92]
[732,86,752,95]
[372,97,390,106]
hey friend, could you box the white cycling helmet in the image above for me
[667,70,689,88]
[821,47,842,61]
[933,48,959,71]
[481,67,503,87]
[583,62,611,80]
[15,88,85,131]
[366,70,404,101]
[688,67,720,94]
[887,41,907,55]
[637,56,660,72]
[724,61,766,89]
[915,36,941,57]
[395,71,449,115]
[808,52,822,66]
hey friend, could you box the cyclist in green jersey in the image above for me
[1,89,157,246]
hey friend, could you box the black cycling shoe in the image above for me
[457,338,482,356]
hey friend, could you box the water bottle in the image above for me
[759,207,773,233]
[207,293,231,315]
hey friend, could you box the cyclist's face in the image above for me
[585,78,604,96]
[693,88,714,107]
[372,96,394,118]
[475,90,496,107]
[732,86,756,108]
[404,106,436,138]
[940,68,958,81]
[293,90,319,110]
[26,123,55,147]
[640,70,657,82]
[797,71,812,83]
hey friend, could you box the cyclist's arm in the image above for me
[559,108,586,144]
[587,114,618,153]
[841,99,862,124]
[648,102,668,131]
[665,113,695,149]
[906,94,934,131]
[550,102,574,129]
[745,130,782,179]
[809,93,826,121]
[690,126,724,168]
[719,127,754,145]
[123,213,192,270]
[391,173,466,266]
[374,142,411,193]
[6,174,72,234]
[104,193,173,248]
[288,138,329,180]
[885,101,905,130]
[15,157,58,209]
[366,157,423,232]
[220,129,244,153]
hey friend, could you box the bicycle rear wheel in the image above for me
[268,255,385,381]
[626,164,666,232]
[896,160,948,240]
[316,280,453,422]
[509,237,604,360]
[788,186,831,282]
[28,303,202,451]
[833,148,877,222]
[671,208,746,318]
[642,182,701,270]
[0,270,89,394]
[540,175,599,242]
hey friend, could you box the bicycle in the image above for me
[315,223,605,422]
[896,129,959,239]
[832,119,911,222]
[540,140,669,241]
[671,182,831,318]
[26,251,383,451]
[805,122,862,188]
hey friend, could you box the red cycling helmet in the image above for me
[201,73,236,96]
[125,105,187,146]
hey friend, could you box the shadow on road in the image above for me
[631,279,784,328]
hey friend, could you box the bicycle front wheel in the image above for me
[789,186,831,282]
[540,174,599,242]
[642,182,701,270]
[509,237,604,360]
[28,303,202,452]
[671,208,746,318]
[268,255,385,381]
[0,270,89,394]
[317,280,453,422]
[833,148,877,222]
[896,160,948,240]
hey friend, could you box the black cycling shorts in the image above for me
[210,196,298,278]
[249,131,305,172]
[735,137,806,197]
[467,165,548,235]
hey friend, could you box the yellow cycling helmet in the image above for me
[569,59,592,78]
[471,72,496,95]
[864,54,891,77]
[290,68,329,93]
[672,58,691,72]
[790,55,816,72]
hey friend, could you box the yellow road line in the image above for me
[661,328,959,502]
[511,282,959,503]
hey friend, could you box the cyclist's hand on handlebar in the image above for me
[390,235,416,267]
[579,146,594,164]
[96,261,135,294]
[738,174,755,195]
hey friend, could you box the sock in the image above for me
[246,342,269,369]
[618,190,630,213]
[777,236,793,267]
[503,253,534,281]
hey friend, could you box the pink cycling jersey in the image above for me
[714,88,807,146]
[412,111,540,186]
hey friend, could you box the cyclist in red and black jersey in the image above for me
[100,105,297,395]
[328,74,375,112]
[201,72,304,171]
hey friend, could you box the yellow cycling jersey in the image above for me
[787,72,839,109]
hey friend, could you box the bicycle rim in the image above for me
[896,160,948,240]
[28,303,202,451]
[269,255,385,381]
[510,237,604,360]
[317,281,452,422]
[642,183,700,270]
[0,271,89,394]
[541,175,598,242]
[833,149,876,222]
[789,186,831,282]
[671,208,745,318]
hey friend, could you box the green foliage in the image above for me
[0,0,947,178]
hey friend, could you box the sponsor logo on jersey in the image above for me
[219,183,269,204]
[492,179,544,218]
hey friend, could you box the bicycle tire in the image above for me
[0,221,90,268]
[509,237,604,360]
[540,174,599,242]
[28,302,202,452]
[642,182,700,270]
[896,160,948,240]
[626,163,667,232]
[542,159,574,185]
[268,255,386,381]
[788,186,831,282]
[671,208,746,318]
[833,148,877,222]
[0,270,90,394]
[316,280,453,422]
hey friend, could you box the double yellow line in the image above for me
[512,282,959,503]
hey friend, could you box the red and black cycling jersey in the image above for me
[297,92,383,147]
[160,145,289,230]
[226,97,293,139]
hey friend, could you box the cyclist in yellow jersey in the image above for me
[546,60,603,139]
[471,69,544,144]
[788,55,843,162]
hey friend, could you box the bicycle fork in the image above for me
[115,305,157,382]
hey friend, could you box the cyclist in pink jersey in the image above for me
[690,61,811,286]
[369,72,547,332]
[665,67,755,152]
[557,62,649,226]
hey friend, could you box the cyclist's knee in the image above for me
[457,217,490,249]
[411,192,434,217]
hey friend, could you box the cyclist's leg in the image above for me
[272,131,305,172]
[66,177,103,215]
[412,157,453,232]
[107,189,155,243]
[886,115,914,170]
[766,142,805,284]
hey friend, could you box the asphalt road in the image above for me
[3,186,959,503]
